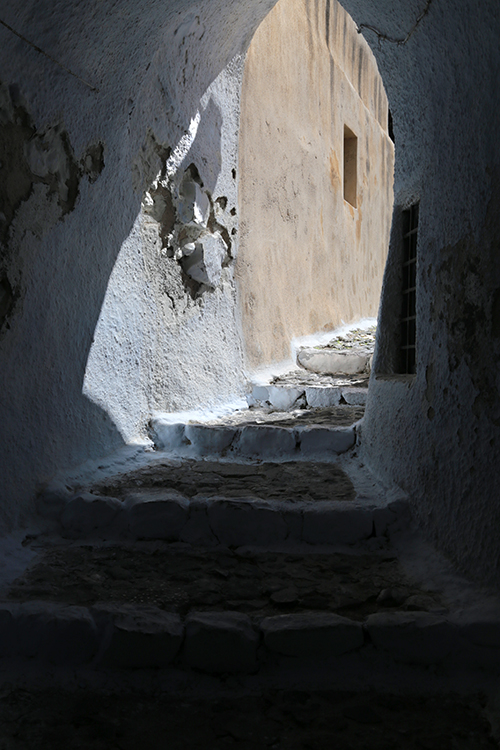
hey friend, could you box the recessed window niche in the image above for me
[343,125,358,208]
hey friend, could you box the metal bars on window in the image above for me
[400,203,418,374]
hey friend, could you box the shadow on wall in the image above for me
[0,81,131,527]
[0,0,281,530]
[0,43,243,530]
[0,85,218,528]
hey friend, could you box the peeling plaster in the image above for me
[0,81,105,337]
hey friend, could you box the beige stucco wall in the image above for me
[236,0,394,368]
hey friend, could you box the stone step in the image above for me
[297,347,373,375]
[1,598,499,676]
[37,469,407,547]
[45,491,407,545]
[37,455,407,546]
[29,449,500,689]
[246,382,368,410]
[149,408,363,460]
[5,535,500,681]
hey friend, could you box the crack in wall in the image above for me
[356,0,433,46]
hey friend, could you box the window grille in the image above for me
[400,203,418,374]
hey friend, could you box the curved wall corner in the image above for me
[0,0,277,528]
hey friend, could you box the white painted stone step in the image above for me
[297,347,373,375]
[246,382,368,410]
[21,440,500,682]
[38,486,408,546]
[37,452,409,547]
[149,415,360,459]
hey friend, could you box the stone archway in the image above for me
[0,0,499,585]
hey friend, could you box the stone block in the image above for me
[341,387,368,405]
[127,492,189,540]
[261,612,364,657]
[297,348,370,375]
[183,611,258,673]
[208,499,288,546]
[305,387,341,408]
[387,498,412,522]
[267,386,304,410]
[365,611,456,665]
[250,385,270,405]
[16,602,98,664]
[149,420,186,451]
[282,508,303,541]
[184,424,236,455]
[97,604,183,668]
[298,426,355,455]
[60,493,122,538]
[236,425,296,458]
[199,232,227,288]
[179,498,218,545]
[301,505,373,545]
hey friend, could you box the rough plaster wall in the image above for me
[237,0,394,367]
[83,59,246,442]
[0,0,277,528]
[336,0,500,586]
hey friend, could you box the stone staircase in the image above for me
[2,441,498,745]
[246,372,369,410]
[2,325,499,745]
[149,404,364,460]
[245,323,375,412]
[149,348,371,462]
[25,447,500,694]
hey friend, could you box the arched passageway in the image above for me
[0,0,499,586]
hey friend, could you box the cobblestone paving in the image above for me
[91,460,356,503]
[206,406,365,427]
[323,325,377,351]
[0,687,495,749]
[269,371,369,388]
[8,544,447,620]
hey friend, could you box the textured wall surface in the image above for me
[82,59,247,442]
[338,0,500,586]
[237,0,394,367]
[0,0,277,527]
[0,0,499,587]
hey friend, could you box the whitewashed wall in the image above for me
[0,0,277,527]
